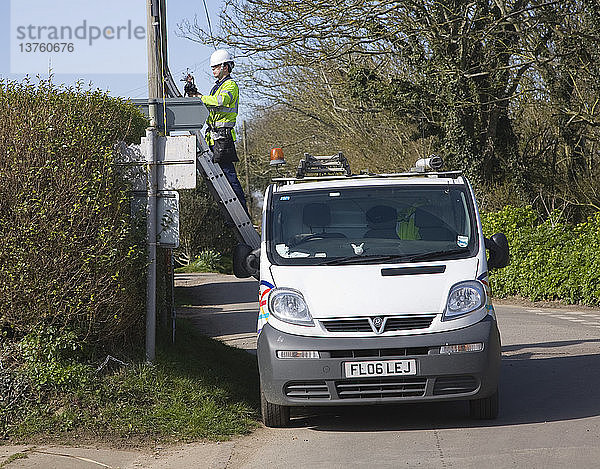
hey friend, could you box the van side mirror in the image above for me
[485,233,509,270]
[233,243,260,279]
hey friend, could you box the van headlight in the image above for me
[443,281,485,320]
[269,288,314,326]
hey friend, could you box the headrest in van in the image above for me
[303,203,331,227]
[415,208,440,227]
[366,205,397,227]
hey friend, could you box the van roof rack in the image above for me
[273,170,463,185]
[296,152,352,178]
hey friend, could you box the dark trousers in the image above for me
[219,161,249,214]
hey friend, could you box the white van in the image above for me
[235,156,509,427]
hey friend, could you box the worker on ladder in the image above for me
[185,49,248,214]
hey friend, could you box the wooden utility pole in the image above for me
[147,0,168,99]
[145,0,169,362]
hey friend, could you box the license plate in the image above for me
[344,359,417,378]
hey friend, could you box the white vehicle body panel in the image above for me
[270,258,478,318]
[257,175,493,337]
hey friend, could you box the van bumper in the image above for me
[258,316,501,406]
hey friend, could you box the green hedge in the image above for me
[482,205,600,305]
[0,79,148,346]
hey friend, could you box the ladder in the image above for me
[193,130,260,248]
[164,70,260,250]
[296,152,351,178]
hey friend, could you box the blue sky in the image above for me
[0,0,225,99]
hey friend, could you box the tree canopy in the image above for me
[180,0,600,219]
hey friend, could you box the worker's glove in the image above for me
[184,81,199,97]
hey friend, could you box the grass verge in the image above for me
[0,453,28,468]
[4,321,259,444]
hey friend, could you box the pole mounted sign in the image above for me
[131,191,180,248]
[116,134,197,248]
[125,98,208,249]
[132,98,209,133]
[146,134,197,190]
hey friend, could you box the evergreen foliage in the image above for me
[0,79,147,346]
[483,206,600,305]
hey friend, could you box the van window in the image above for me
[267,185,477,265]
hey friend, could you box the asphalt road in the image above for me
[178,273,600,469]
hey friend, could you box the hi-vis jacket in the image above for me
[201,76,239,145]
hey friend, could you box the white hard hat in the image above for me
[210,49,234,68]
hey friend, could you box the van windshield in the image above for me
[267,184,478,265]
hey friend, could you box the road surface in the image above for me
[3,273,598,468]
[177,273,600,469]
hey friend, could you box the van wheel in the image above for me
[469,387,499,419]
[261,387,290,427]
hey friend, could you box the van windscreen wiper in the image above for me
[320,254,409,266]
[404,248,469,262]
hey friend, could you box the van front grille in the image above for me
[329,348,430,359]
[321,315,436,333]
[336,377,426,399]
[385,315,436,330]
[284,381,330,399]
[321,319,372,332]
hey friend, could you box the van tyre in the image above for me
[469,387,499,419]
[261,387,290,427]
